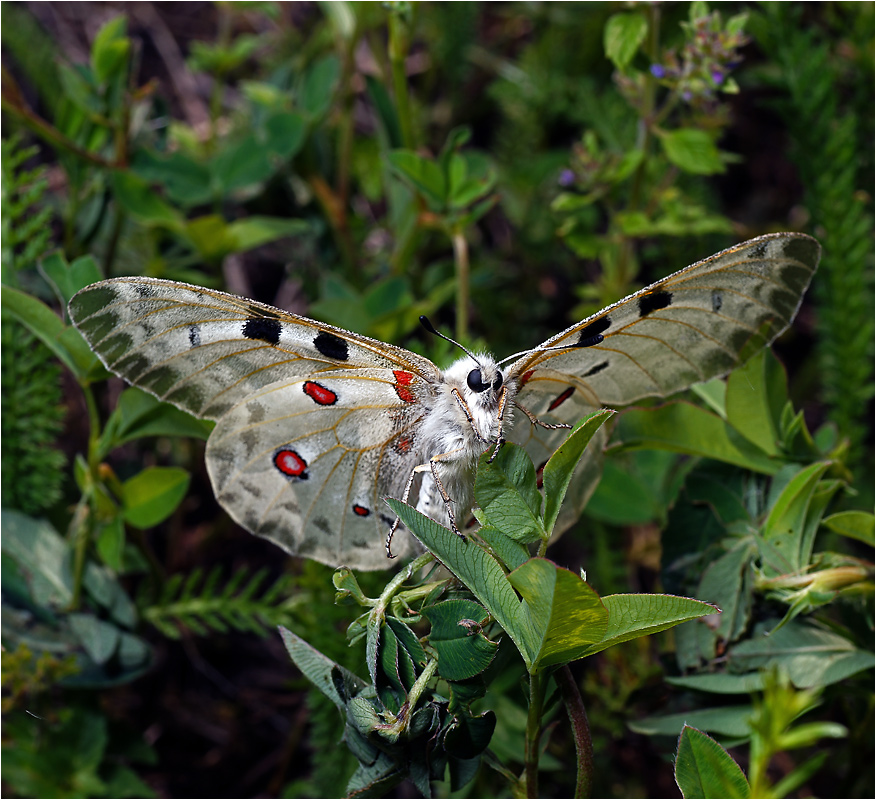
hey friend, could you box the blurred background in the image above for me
[1,2,873,797]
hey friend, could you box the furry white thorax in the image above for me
[414,352,519,527]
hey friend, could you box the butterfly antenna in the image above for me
[496,339,593,367]
[419,316,485,366]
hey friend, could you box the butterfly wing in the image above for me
[507,233,821,527]
[69,278,440,569]
[68,277,440,420]
[206,369,427,569]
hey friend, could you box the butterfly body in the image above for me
[69,232,820,569]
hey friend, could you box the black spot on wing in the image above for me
[243,317,282,345]
[711,292,723,313]
[638,290,673,317]
[577,316,611,347]
[749,241,769,258]
[189,324,201,347]
[314,331,349,361]
[583,360,609,377]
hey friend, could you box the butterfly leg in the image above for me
[450,388,489,443]
[428,451,465,539]
[385,462,432,559]
[487,385,510,463]
[514,401,573,431]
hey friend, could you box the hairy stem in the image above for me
[556,665,594,798]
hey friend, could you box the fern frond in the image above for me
[141,566,301,640]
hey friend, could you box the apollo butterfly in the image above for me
[68,233,820,569]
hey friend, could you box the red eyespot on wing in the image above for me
[274,449,308,478]
[395,436,412,454]
[303,380,338,405]
[520,369,535,386]
[352,504,370,517]
[393,370,416,403]
[548,386,575,412]
[536,460,547,490]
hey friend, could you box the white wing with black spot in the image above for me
[69,277,440,421]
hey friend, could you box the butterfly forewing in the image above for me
[69,277,439,421]
[510,233,820,408]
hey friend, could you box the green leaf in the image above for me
[422,599,498,681]
[2,285,98,378]
[583,593,717,658]
[725,350,785,456]
[91,16,130,84]
[211,134,274,194]
[674,726,750,799]
[96,517,126,571]
[822,510,875,546]
[476,524,530,571]
[666,672,767,695]
[121,467,190,529]
[1,509,73,607]
[69,613,121,665]
[386,150,446,209]
[385,499,535,668]
[40,252,102,308]
[100,388,212,457]
[474,443,545,542]
[631,705,755,738]
[300,55,340,118]
[508,558,608,669]
[760,462,832,573]
[659,128,726,175]
[110,171,183,229]
[224,216,311,252]
[263,111,307,159]
[727,619,875,689]
[614,401,780,474]
[542,410,614,534]
[604,12,648,70]
[279,626,368,711]
[130,149,213,207]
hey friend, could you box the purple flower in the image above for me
[682,90,693,102]
[650,64,666,78]
[558,169,575,187]
[711,69,724,84]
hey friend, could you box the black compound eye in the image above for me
[493,372,503,391]
[467,368,489,393]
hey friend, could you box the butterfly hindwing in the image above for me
[69,277,439,421]
[205,368,427,569]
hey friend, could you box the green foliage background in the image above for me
[1,2,872,798]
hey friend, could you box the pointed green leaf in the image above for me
[475,443,544,541]
[385,499,534,668]
[579,593,717,658]
[725,350,785,456]
[614,401,780,474]
[507,558,608,669]
[542,410,615,533]
[386,150,446,209]
[604,12,648,69]
[822,510,874,546]
[675,725,750,799]
[659,128,726,175]
[279,626,367,711]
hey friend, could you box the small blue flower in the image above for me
[558,169,575,187]
[650,64,666,79]
[711,69,724,84]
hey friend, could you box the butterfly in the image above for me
[69,232,820,570]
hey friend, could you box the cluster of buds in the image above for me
[649,9,749,110]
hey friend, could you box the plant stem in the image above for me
[524,669,546,798]
[388,10,415,149]
[556,665,594,798]
[451,227,470,343]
